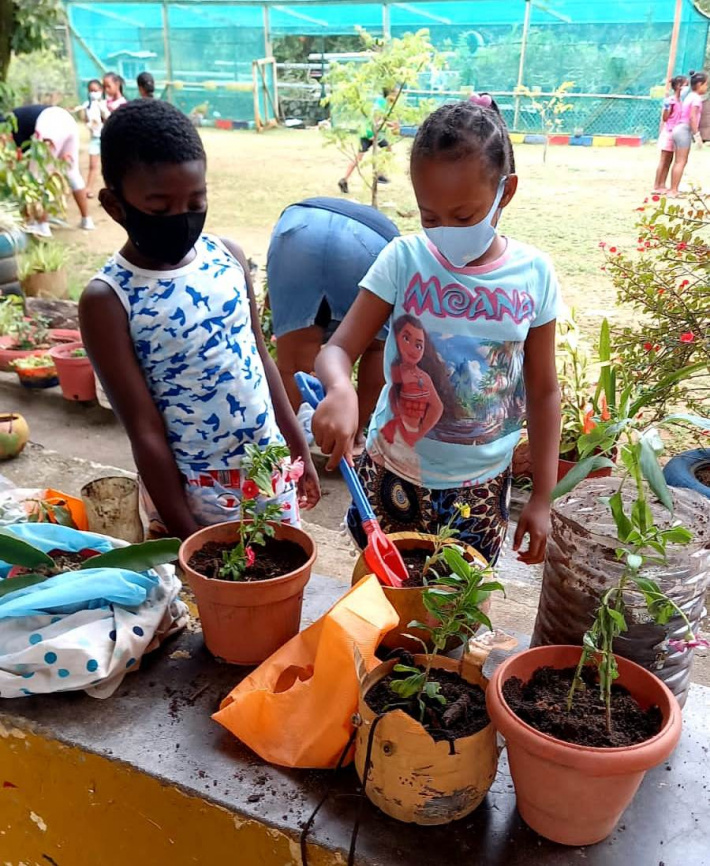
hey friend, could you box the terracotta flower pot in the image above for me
[354,654,498,825]
[179,520,317,665]
[13,361,58,389]
[351,532,489,653]
[49,341,96,402]
[486,644,682,846]
[21,268,68,300]
[0,329,80,372]
[0,413,29,460]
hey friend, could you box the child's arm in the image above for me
[79,281,201,539]
[221,239,320,510]
[514,320,561,564]
[313,289,393,470]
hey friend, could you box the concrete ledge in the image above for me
[1,571,709,865]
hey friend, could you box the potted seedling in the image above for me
[179,443,316,665]
[351,507,489,652]
[0,529,180,597]
[487,413,709,846]
[10,353,58,389]
[49,341,96,402]
[0,308,51,370]
[354,547,504,825]
[18,240,68,299]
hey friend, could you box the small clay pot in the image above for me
[354,653,498,825]
[179,521,317,665]
[49,341,96,402]
[352,532,488,652]
[13,361,58,389]
[0,413,29,460]
[486,644,682,846]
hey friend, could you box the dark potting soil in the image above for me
[502,665,663,748]
[14,548,96,577]
[696,465,710,488]
[366,664,489,742]
[188,537,308,582]
[400,549,434,587]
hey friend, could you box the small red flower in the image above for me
[654,344,660,351]
[241,479,259,499]
[680,332,695,344]
[643,342,653,351]
[658,288,665,295]
[245,546,256,567]
[652,194,660,202]
[680,279,689,288]
[635,207,645,213]
[676,242,688,251]
[609,246,617,253]
[598,241,606,249]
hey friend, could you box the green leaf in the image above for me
[81,538,181,572]
[606,607,628,632]
[551,455,616,499]
[0,572,53,599]
[639,435,673,512]
[607,492,632,542]
[662,526,693,545]
[441,546,470,578]
[0,529,55,569]
[392,664,421,675]
[662,413,710,431]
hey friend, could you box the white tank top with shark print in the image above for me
[96,234,284,471]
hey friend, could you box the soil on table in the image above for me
[696,466,710,488]
[503,665,663,748]
[14,548,97,577]
[189,537,309,582]
[400,549,435,587]
[365,659,489,742]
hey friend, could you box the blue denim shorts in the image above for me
[266,198,398,343]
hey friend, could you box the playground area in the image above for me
[60,125,710,330]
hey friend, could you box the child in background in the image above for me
[103,72,127,113]
[652,75,687,194]
[314,94,561,566]
[137,71,155,99]
[74,79,108,198]
[79,100,320,538]
[669,70,708,197]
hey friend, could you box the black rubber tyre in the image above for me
[0,280,24,300]
[0,256,17,284]
[663,449,710,499]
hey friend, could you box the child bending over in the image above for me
[80,100,320,538]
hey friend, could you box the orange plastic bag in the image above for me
[212,575,398,769]
[44,489,89,531]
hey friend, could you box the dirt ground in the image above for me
[59,126,710,339]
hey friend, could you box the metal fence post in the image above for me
[513,0,532,131]
[162,0,173,102]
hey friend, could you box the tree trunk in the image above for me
[0,0,13,83]
[543,135,548,164]
[370,137,379,209]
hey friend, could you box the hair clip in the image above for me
[469,93,493,108]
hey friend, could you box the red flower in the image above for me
[680,279,689,288]
[241,479,259,499]
[609,246,617,253]
[245,545,256,567]
[676,242,687,251]
[652,194,660,202]
[598,241,606,249]
[643,342,653,352]
[680,332,695,344]
[658,288,665,295]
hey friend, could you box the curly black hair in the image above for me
[411,97,515,176]
[101,99,206,191]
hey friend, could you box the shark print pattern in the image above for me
[97,235,284,471]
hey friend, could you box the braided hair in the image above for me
[411,95,515,176]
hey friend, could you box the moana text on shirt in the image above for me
[404,273,535,324]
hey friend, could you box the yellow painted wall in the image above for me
[0,720,339,866]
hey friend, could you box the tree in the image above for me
[321,28,440,209]
[515,81,575,162]
[0,0,62,83]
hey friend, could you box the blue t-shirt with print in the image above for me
[362,234,560,489]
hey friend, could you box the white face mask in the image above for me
[424,177,507,268]
[89,91,102,101]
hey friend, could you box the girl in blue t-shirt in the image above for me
[313,95,562,566]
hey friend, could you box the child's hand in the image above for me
[297,456,321,510]
[513,495,551,565]
[312,385,359,471]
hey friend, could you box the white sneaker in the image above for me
[25,221,52,238]
[80,216,95,231]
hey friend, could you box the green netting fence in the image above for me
[65,0,709,137]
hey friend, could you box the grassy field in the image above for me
[60,127,710,337]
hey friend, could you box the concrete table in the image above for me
[1,574,708,865]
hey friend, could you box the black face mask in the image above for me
[121,199,207,266]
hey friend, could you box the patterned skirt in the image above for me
[345,449,511,565]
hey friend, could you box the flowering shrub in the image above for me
[604,191,709,418]
[218,443,304,581]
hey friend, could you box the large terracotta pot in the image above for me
[0,413,29,460]
[179,520,316,665]
[354,653,497,825]
[21,268,68,299]
[486,644,682,846]
[49,341,96,402]
[352,532,488,652]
